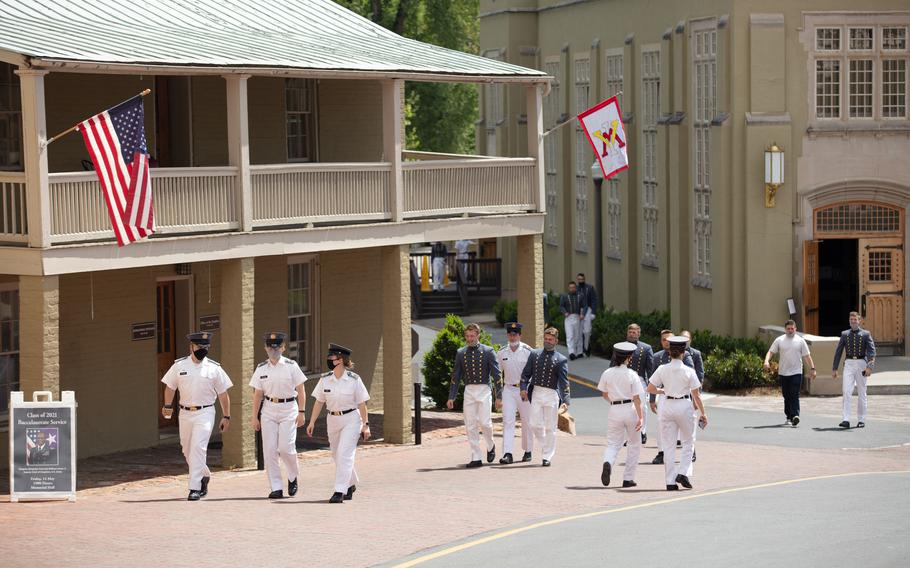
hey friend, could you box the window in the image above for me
[286,78,315,162]
[574,56,591,252]
[848,59,874,118]
[816,60,841,118]
[883,27,907,51]
[817,28,841,51]
[288,258,317,372]
[849,27,874,51]
[641,49,660,267]
[0,63,22,171]
[814,202,902,235]
[883,59,907,118]
[693,23,717,286]
[544,58,561,246]
[605,50,623,108]
[483,50,505,156]
[0,286,19,423]
[607,178,621,259]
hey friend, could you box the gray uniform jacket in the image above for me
[832,328,876,369]
[687,346,705,382]
[520,349,570,406]
[449,344,501,401]
[559,292,583,316]
[611,340,653,381]
[576,283,599,313]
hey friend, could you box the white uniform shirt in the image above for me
[248,356,307,398]
[313,370,370,412]
[597,365,645,401]
[161,356,233,406]
[648,359,701,398]
[497,342,532,387]
[455,239,475,258]
[769,334,810,376]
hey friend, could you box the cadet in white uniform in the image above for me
[249,332,307,499]
[161,332,233,501]
[597,342,645,487]
[307,343,370,503]
[647,336,707,491]
[832,311,876,429]
[497,322,533,464]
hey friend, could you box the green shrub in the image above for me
[545,291,565,341]
[703,350,775,390]
[691,329,766,359]
[591,308,670,356]
[493,299,518,326]
[421,314,498,409]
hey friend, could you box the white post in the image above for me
[382,79,405,222]
[225,74,252,232]
[526,84,546,213]
[16,70,50,247]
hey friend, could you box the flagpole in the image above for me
[541,89,623,139]
[42,88,152,148]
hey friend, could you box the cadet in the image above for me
[306,344,370,503]
[249,332,307,499]
[649,330,694,465]
[161,332,233,501]
[611,323,653,444]
[430,241,447,291]
[559,282,584,359]
[647,336,707,491]
[448,323,501,468]
[575,273,599,358]
[598,342,644,487]
[832,311,876,428]
[520,327,570,466]
[497,322,533,464]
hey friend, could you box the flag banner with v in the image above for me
[577,96,629,180]
[79,95,154,246]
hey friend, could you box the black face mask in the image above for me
[193,348,208,360]
[327,358,337,371]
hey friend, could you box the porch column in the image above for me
[381,244,412,443]
[382,79,405,222]
[526,84,546,213]
[516,234,544,348]
[18,275,59,397]
[220,257,256,467]
[224,75,253,232]
[16,70,50,248]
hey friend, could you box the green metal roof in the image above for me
[0,0,547,82]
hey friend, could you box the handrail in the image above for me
[402,150,499,161]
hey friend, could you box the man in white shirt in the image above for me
[497,322,533,464]
[764,319,816,427]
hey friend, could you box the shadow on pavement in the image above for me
[565,485,610,491]
[812,427,855,432]
[743,424,793,429]
[416,465,479,472]
[120,496,264,503]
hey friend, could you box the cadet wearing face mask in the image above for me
[497,322,533,464]
[161,332,233,501]
[249,332,308,499]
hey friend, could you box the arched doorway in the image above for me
[804,202,904,352]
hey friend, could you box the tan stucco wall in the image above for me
[248,77,288,165]
[317,79,383,162]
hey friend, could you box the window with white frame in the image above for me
[0,285,19,424]
[811,20,910,122]
[574,56,591,252]
[288,258,317,372]
[483,49,506,156]
[0,63,22,171]
[605,49,623,259]
[544,58,562,246]
[692,23,717,285]
[641,49,660,267]
[286,78,316,162]
[605,50,624,108]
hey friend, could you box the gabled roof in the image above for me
[0,0,547,82]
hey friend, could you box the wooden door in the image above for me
[803,240,820,334]
[859,237,904,345]
[156,281,177,427]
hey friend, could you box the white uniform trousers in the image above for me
[685,406,699,477]
[501,385,532,454]
[261,400,300,491]
[581,309,595,351]
[639,379,650,436]
[327,410,362,493]
[603,403,642,481]
[659,398,696,485]
[530,386,559,461]
[842,359,869,422]
[432,257,446,291]
[463,384,494,461]
[178,406,215,491]
[564,314,582,356]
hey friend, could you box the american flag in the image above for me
[80,95,154,246]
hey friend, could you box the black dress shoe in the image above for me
[344,485,356,500]
[569,353,577,361]
[601,462,611,486]
[486,445,496,463]
[622,480,637,488]
[499,453,514,464]
[839,421,850,428]
[676,474,692,489]
[584,350,591,357]
[288,478,298,497]
[329,492,344,503]
[521,451,532,462]
[466,460,483,468]
[666,484,679,491]
[857,421,865,428]
[542,459,551,467]
[652,452,664,465]
[641,433,647,445]
[577,353,585,359]
[268,490,284,499]
[791,416,800,427]
[691,451,697,462]
[676,440,682,448]
[187,490,202,501]
[200,476,210,498]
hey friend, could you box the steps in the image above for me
[417,290,465,318]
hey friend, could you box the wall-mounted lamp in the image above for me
[764,142,784,208]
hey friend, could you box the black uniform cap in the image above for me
[263,332,287,347]
[187,332,212,346]
[505,322,523,334]
[327,343,352,356]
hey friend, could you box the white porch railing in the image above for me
[0,172,28,244]
[402,158,536,218]
[48,167,239,243]
[250,163,392,227]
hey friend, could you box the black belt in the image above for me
[847,356,864,360]
[666,395,691,400]
[180,404,214,411]
[611,399,633,405]
[328,408,357,416]
[265,396,297,403]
